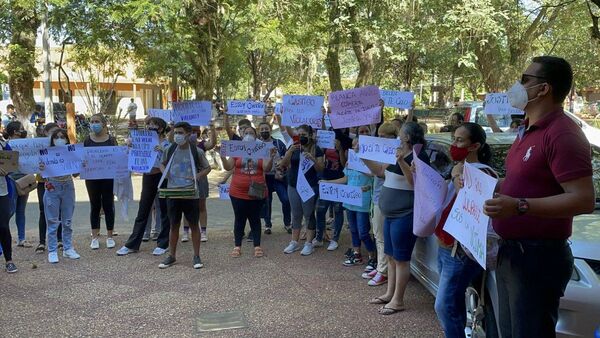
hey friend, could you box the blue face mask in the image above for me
[90,123,103,134]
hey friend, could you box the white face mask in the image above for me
[174,134,187,145]
[243,134,256,142]
[54,138,67,146]
[506,81,544,111]
[349,132,357,140]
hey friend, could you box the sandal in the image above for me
[254,247,264,258]
[369,296,390,305]
[35,244,46,254]
[378,305,405,315]
[230,247,241,258]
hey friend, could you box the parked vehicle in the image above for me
[452,101,512,133]
[412,132,600,338]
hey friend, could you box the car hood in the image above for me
[571,212,600,261]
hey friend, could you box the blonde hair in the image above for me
[377,122,398,137]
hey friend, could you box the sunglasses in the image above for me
[521,73,547,84]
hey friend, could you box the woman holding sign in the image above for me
[363,122,430,315]
[0,138,18,273]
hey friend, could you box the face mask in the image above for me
[148,126,159,133]
[450,144,470,161]
[260,132,270,140]
[243,134,256,142]
[90,123,103,134]
[54,138,67,146]
[299,136,309,146]
[174,134,187,145]
[349,133,357,140]
[506,81,544,111]
[19,130,27,138]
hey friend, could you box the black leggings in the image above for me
[0,194,13,262]
[231,196,264,247]
[37,182,61,244]
[85,179,115,231]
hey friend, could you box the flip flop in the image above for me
[369,296,390,305]
[378,305,405,315]
[230,247,241,258]
[254,247,264,258]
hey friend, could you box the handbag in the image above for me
[248,179,266,199]
[15,174,37,196]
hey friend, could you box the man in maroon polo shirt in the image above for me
[484,56,595,338]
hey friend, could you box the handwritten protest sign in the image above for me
[8,137,50,174]
[220,141,273,159]
[443,162,497,269]
[412,144,448,237]
[296,154,315,202]
[227,100,266,116]
[81,146,129,180]
[319,182,363,207]
[281,95,324,128]
[0,151,19,172]
[316,130,335,149]
[357,135,400,165]
[173,101,212,126]
[379,90,414,109]
[484,93,524,115]
[128,130,159,173]
[274,103,282,115]
[324,114,332,129]
[328,85,381,129]
[347,149,371,174]
[218,184,230,200]
[39,144,84,178]
[148,109,173,123]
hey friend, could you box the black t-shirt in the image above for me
[84,136,117,147]
[287,146,324,187]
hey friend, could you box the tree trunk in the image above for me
[349,5,374,88]
[248,50,262,100]
[325,0,343,92]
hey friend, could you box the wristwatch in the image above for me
[517,198,529,215]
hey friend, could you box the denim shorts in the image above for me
[383,213,417,261]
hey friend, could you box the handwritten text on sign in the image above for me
[281,95,324,128]
[128,130,159,173]
[148,109,173,123]
[81,146,129,180]
[357,135,400,165]
[8,137,50,174]
[443,162,497,269]
[220,141,273,159]
[319,182,363,207]
[173,101,212,126]
[39,144,84,178]
[296,153,315,202]
[347,150,371,174]
[328,86,381,128]
[484,93,524,115]
[218,184,230,200]
[227,100,265,116]
[379,90,414,109]
[316,130,335,149]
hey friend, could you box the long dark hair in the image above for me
[297,124,316,155]
[459,122,492,165]
[4,121,23,139]
[49,129,70,146]
[148,117,168,135]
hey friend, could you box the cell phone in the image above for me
[293,135,300,146]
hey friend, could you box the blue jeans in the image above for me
[13,193,28,242]
[315,199,344,242]
[435,245,483,338]
[347,209,375,252]
[262,175,291,228]
[44,180,75,253]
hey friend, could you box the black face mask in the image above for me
[299,136,309,145]
[260,132,270,140]
[19,130,27,138]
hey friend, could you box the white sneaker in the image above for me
[201,230,208,242]
[182,232,189,243]
[327,240,339,251]
[312,238,324,248]
[90,238,100,250]
[283,240,300,254]
[48,251,59,264]
[116,246,131,256]
[301,243,315,256]
[152,247,167,256]
[106,238,116,249]
[63,249,80,260]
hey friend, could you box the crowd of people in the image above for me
[0,56,594,338]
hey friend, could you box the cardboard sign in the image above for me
[39,144,84,178]
[220,141,273,159]
[379,90,414,109]
[318,182,363,207]
[227,100,266,116]
[443,162,498,269]
[357,135,400,165]
[316,130,335,149]
[173,101,212,126]
[148,109,173,123]
[7,137,50,174]
[81,146,129,180]
[296,153,315,202]
[128,129,159,173]
[0,151,19,173]
[281,95,324,128]
[218,183,230,200]
[347,150,371,174]
[413,144,448,237]
[328,86,381,128]
[484,93,524,115]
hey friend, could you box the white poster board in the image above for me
[379,90,414,109]
[318,182,363,207]
[357,135,400,165]
[347,150,371,174]
[81,146,129,180]
[316,130,335,149]
[8,137,50,174]
[173,101,212,126]
[227,100,266,116]
[39,144,84,178]
[148,109,173,123]
[219,141,273,159]
[281,95,324,128]
[128,129,159,173]
[484,93,524,115]
[219,183,230,200]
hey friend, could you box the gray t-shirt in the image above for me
[162,145,210,199]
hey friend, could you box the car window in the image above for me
[425,141,453,179]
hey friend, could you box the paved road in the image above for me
[0,171,443,337]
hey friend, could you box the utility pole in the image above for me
[41,0,53,122]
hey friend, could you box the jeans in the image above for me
[261,175,291,228]
[231,196,264,247]
[0,193,14,261]
[44,180,75,253]
[435,245,483,338]
[497,240,573,338]
[143,195,161,238]
[85,179,115,231]
[315,199,344,242]
[346,209,375,252]
[38,182,61,245]
[13,193,28,242]
[372,205,387,274]
[287,185,318,230]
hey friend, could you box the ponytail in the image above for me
[477,143,492,165]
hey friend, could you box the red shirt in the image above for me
[493,109,593,240]
[229,157,268,200]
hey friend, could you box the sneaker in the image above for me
[106,238,116,249]
[365,257,377,272]
[158,255,176,269]
[312,239,324,248]
[63,249,81,260]
[327,240,339,251]
[201,230,208,242]
[6,262,18,273]
[343,247,354,258]
[17,240,32,248]
[48,251,59,264]
[193,255,204,269]
[284,225,292,234]
[283,240,300,254]
[181,232,189,242]
[368,272,388,286]
[301,243,314,256]
[35,244,46,254]
[343,252,363,266]
[152,247,167,256]
[90,238,100,250]
[264,227,272,235]
[116,246,132,256]
[362,269,378,279]
[142,236,150,242]
[150,232,159,241]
